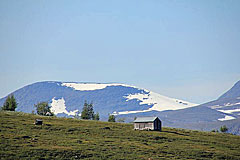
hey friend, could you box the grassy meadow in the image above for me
[1,111,240,159]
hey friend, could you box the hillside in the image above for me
[198,80,240,121]
[0,81,197,120]
[117,80,240,135]
[1,81,240,135]
[1,111,240,159]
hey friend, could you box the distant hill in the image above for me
[0,81,197,120]
[111,80,240,135]
[218,80,240,100]
[1,80,240,135]
[196,80,240,125]
[1,111,240,159]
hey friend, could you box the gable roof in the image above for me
[133,117,159,123]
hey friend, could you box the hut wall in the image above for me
[134,122,154,130]
[153,119,161,131]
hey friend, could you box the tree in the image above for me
[220,125,228,133]
[93,112,100,121]
[81,101,89,119]
[88,103,94,120]
[81,101,95,120]
[2,94,17,111]
[35,102,54,116]
[108,115,116,122]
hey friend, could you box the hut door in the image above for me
[155,119,160,131]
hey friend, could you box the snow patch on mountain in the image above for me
[218,115,236,121]
[223,102,240,107]
[210,105,222,109]
[112,109,152,115]
[218,109,240,114]
[112,91,198,115]
[210,102,240,109]
[61,82,139,91]
[61,82,198,113]
[50,97,79,116]
[124,91,198,112]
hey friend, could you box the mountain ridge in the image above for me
[0,81,197,119]
[1,80,240,135]
[218,80,240,100]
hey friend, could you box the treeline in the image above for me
[1,95,230,130]
[77,100,117,122]
[0,94,118,122]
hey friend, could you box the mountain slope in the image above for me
[218,80,240,100]
[1,80,240,135]
[0,81,197,119]
[115,80,240,135]
[198,80,240,122]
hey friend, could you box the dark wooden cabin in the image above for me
[35,119,43,125]
[133,117,161,131]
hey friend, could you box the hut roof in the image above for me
[133,117,159,123]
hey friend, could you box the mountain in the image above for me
[218,80,240,100]
[199,80,240,121]
[109,80,240,135]
[1,80,240,135]
[0,81,197,120]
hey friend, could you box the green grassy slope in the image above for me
[1,111,240,160]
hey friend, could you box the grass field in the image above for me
[1,111,240,160]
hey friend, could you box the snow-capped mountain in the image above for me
[0,81,197,119]
[1,80,240,135]
[113,80,240,135]
[200,80,240,122]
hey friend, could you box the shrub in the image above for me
[220,125,228,133]
[35,102,54,116]
[108,115,116,122]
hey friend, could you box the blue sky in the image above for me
[0,0,240,103]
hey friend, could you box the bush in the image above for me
[35,102,54,116]
[108,115,116,122]
[220,125,228,133]
[1,94,17,111]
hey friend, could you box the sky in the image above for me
[0,0,240,104]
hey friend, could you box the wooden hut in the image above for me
[35,119,43,125]
[133,117,161,131]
